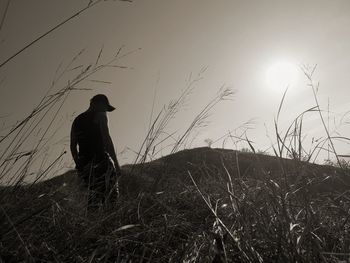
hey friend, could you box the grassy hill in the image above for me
[1,147,349,262]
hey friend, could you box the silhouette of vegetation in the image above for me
[1,62,350,261]
[1,2,350,261]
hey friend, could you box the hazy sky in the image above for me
[0,0,349,180]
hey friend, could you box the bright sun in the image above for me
[266,62,299,91]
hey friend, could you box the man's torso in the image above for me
[72,111,105,165]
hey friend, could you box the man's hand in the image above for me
[75,160,83,172]
[96,112,122,176]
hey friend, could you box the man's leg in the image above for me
[95,156,118,206]
[78,161,101,211]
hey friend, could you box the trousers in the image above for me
[78,153,118,208]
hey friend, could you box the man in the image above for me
[70,94,121,208]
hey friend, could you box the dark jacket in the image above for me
[71,111,105,167]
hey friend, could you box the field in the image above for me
[1,147,350,262]
[2,1,350,262]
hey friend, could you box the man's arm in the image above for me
[97,112,120,171]
[70,122,79,168]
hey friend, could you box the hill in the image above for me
[1,147,349,262]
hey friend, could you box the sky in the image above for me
[0,0,349,182]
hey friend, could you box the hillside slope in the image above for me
[17,147,348,196]
[1,147,349,262]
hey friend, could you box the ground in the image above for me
[1,147,350,262]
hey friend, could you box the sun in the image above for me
[266,61,299,91]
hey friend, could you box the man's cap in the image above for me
[90,94,115,112]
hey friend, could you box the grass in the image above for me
[1,147,349,262]
[1,46,349,262]
[0,0,133,69]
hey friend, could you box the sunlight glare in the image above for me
[266,62,299,91]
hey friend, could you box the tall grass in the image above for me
[131,67,234,166]
[0,46,139,261]
[0,0,132,69]
[0,46,137,185]
[184,65,350,262]
[1,62,350,262]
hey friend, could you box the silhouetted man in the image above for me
[70,94,121,208]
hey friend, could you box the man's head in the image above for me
[90,94,115,112]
